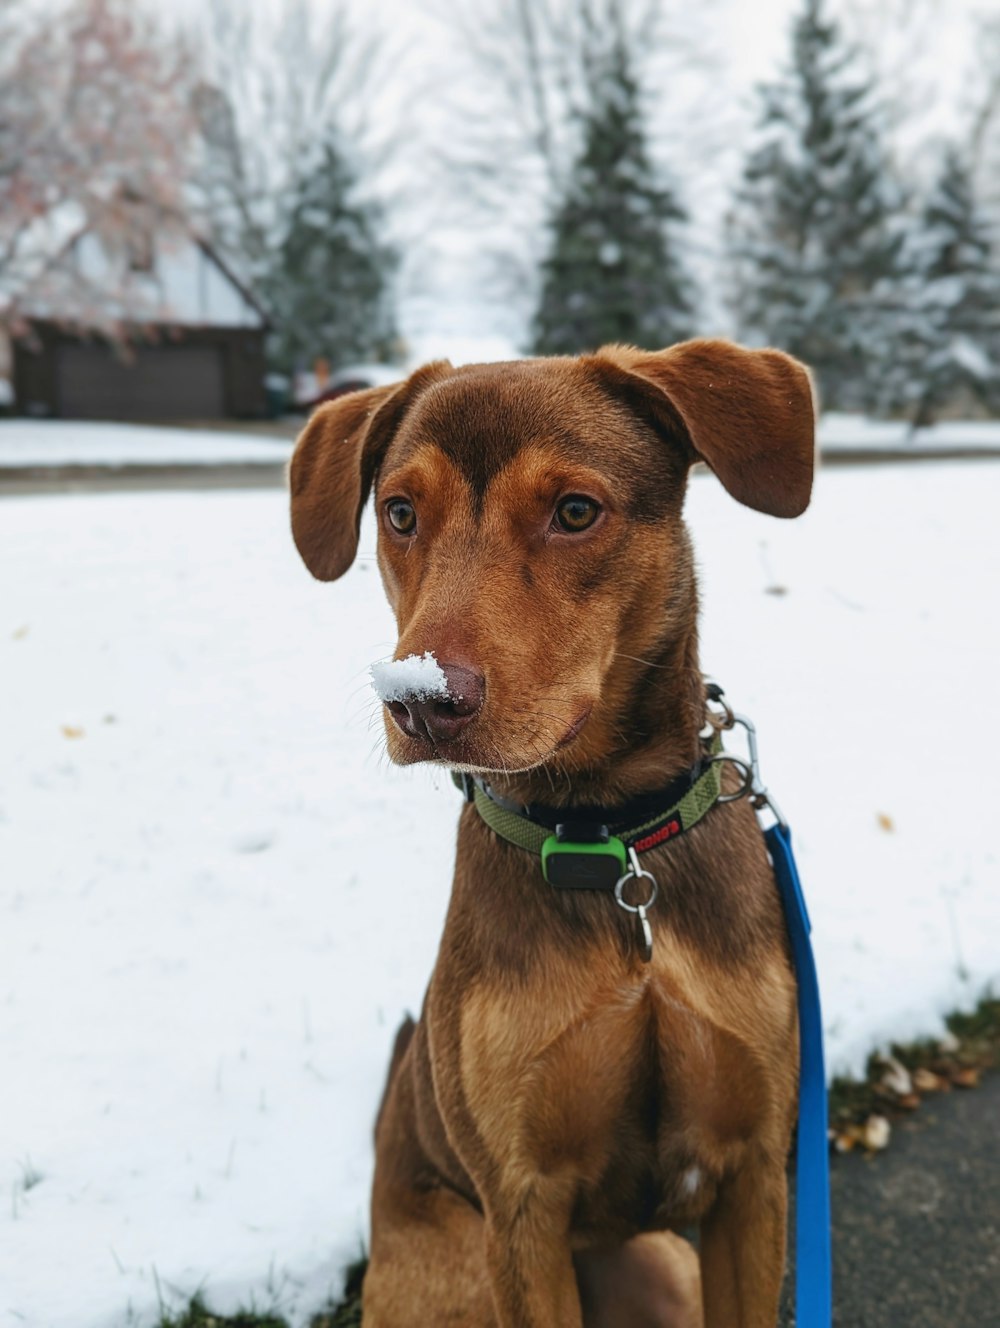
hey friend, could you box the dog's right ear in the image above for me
[289,363,451,581]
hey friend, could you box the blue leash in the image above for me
[709,694,832,1324]
[764,820,832,1326]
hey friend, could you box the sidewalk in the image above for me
[782,1071,1000,1325]
[0,419,294,495]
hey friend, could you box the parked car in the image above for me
[296,363,402,411]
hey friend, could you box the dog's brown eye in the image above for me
[554,496,600,533]
[386,500,416,535]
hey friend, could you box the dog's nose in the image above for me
[387,663,485,744]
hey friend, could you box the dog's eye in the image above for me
[386,500,416,535]
[554,496,600,533]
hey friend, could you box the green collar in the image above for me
[452,736,723,891]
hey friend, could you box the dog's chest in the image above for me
[456,949,768,1232]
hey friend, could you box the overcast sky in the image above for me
[176,0,989,362]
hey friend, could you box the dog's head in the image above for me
[290,340,814,775]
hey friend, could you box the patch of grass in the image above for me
[157,1295,287,1328]
[309,1256,366,1327]
[154,1259,369,1328]
[17,1155,45,1192]
[945,995,1000,1052]
[829,994,1000,1145]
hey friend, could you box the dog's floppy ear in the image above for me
[289,362,451,581]
[594,339,816,517]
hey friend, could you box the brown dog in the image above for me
[289,339,815,1327]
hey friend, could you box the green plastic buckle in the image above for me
[541,832,627,890]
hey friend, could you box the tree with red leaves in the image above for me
[0,0,197,340]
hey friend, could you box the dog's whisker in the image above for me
[611,651,668,670]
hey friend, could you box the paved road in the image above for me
[0,461,288,496]
[3,449,1000,499]
[781,1071,1000,1326]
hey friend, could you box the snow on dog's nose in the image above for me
[371,653,485,745]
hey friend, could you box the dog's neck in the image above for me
[485,627,706,811]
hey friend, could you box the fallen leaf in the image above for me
[60,725,85,740]
[876,812,895,832]
[862,1114,891,1150]
[913,1067,946,1093]
[764,585,788,596]
[877,1054,912,1096]
[896,1093,921,1111]
[12,624,30,640]
[951,1067,980,1090]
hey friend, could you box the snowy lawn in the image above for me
[2,461,998,1327]
[818,412,1000,454]
[0,420,293,468]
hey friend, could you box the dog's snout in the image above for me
[387,663,485,745]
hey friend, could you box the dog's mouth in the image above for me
[555,706,592,749]
[385,703,594,774]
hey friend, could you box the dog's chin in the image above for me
[383,732,554,775]
[383,707,593,775]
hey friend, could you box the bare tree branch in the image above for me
[190,0,394,287]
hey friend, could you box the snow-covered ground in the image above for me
[2,412,1000,475]
[2,461,998,1327]
[0,420,293,468]
[819,412,1000,453]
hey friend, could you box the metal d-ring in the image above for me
[708,751,755,803]
[614,847,659,913]
[615,848,659,963]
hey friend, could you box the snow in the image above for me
[370,653,448,704]
[2,459,999,1326]
[819,414,1000,453]
[949,335,993,383]
[0,420,293,468]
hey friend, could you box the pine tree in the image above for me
[531,33,693,355]
[729,0,903,412]
[263,138,397,374]
[902,149,1000,427]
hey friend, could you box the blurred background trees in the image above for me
[261,138,398,375]
[2,0,999,424]
[728,0,903,412]
[899,149,1000,428]
[531,23,693,353]
[191,0,398,377]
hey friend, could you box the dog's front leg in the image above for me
[698,1160,787,1328]
[484,1187,583,1328]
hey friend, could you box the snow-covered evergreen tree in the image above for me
[262,139,397,374]
[728,0,904,411]
[902,148,1000,426]
[531,31,693,355]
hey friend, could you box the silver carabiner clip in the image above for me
[614,847,659,963]
[731,712,788,830]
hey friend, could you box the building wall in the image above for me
[71,233,265,330]
[14,324,268,420]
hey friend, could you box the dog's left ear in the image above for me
[593,339,816,517]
